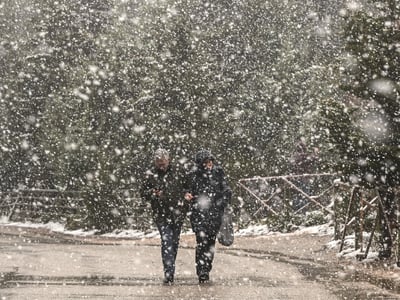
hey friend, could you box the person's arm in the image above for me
[140,171,157,200]
[217,167,232,207]
[184,171,195,202]
[182,168,196,202]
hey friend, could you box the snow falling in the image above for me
[0,1,400,295]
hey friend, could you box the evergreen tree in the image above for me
[319,0,400,258]
[0,0,345,230]
[323,0,400,187]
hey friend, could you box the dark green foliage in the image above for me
[0,0,343,231]
[321,1,400,188]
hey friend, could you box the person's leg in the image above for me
[171,222,182,262]
[293,179,308,212]
[156,223,175,282]
[195,229,216,282]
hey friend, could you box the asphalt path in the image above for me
[0,226,399,300]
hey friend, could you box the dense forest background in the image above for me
[0,0,398,231]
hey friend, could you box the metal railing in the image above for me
[336,185,400,262]
[0,189,152,230]
[237,174,400,260]
[237,173,338,216]
[0,189,85,222]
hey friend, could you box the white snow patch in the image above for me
[0,219,377,261]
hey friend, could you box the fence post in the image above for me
[340,186,358,253]
[354,188,360,251]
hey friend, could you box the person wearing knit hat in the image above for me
[184,149,232,283]
[140,148,188,284]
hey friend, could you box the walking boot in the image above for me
[198,273,209,284]
[163,273,174,285]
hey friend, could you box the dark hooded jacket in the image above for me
[290,141,318,175]
[188,150,232,234]
[140,164,188,224]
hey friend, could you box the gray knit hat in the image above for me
[154,148,170,161]
[194,149,214,166]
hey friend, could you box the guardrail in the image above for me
[0,189,85,222]
[0,189,152,230]
[237,173,338,215]
[237,174,400,261]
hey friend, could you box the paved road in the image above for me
[0,226,398,299]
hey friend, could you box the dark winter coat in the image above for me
[140,164,188,225]
[290,141,318,175]
[188,164,232,235]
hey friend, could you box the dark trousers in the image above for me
[293,179,312,212]
[194,229,217,276]
[156,222,182,278]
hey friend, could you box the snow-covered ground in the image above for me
[0,215,379,261]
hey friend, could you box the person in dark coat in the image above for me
[140,149,188,284]
[184,149,232,283]
[290,140,319,175]
[289,139,319,211]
